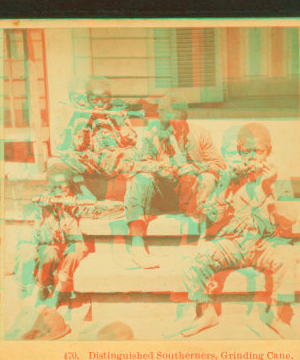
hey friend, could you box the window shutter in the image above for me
[152,28,223,103]
[153,28,178,89]
[286,28,299,76]
[176,28,217,88]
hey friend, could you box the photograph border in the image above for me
[0,17,299,360]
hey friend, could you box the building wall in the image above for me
[3,28,299,180]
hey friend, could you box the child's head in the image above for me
[237,123,272,164]
[86,77,111,110]
[158,92,188,127]
[47,163,76,197]
[68,76,91,110]
[73,118,92,151]
[221,125,243,168]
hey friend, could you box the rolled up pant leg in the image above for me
[14,243,37,291]
[197,172,217,205]
[35,243,63,289]
[54,241,88,293]
[249,240,297,303]
[176,173,217,216]
[125,173,157,227]
[176,174,200,215]
[182,238,242,302]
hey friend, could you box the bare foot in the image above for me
[263,304,296,339]
[264,315,294,339]
[131,249,160,269]
[162,302,197,338]
[162,303,219,339]
[182,304,219,337]
[112,236,140,270]
[131,236,160,269]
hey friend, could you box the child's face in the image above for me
[49,175,73,197]
[88,87,111,110]
[223,142,243,168]
[73,129,91,151]
[70,87,90,110]
[159,108,181,126]
[239,138,270,164]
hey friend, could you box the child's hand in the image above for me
[197,162,210,173]
[157,166,179,182]
[100,149,124,176]
[178,163,197,176]
[261,161,277,180]
[140,161,159,173]
[261,162,277,195]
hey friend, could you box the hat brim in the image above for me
[38,324,71,341]
[79,322,134,341]
[78,322,106,341]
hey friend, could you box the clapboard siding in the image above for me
[72,27,223,103]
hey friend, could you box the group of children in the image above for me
[14,76,299,339]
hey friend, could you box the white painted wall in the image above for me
[44,29,74,155]
[43,29,300,179]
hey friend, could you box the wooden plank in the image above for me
[93,58,148,77]
[5,31,16,128]
[4,127,49,142]
[91,38,148,58]
[90,28,148,39]
[26,29,47,172]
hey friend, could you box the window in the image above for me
[227,28,299,79]
[2,29,50,163]
[150,28,224,103]
[72,28,224,104]
[153,28,218,88]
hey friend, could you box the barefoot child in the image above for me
[125,93,225,269]
[165,123,298,339]
[29,163,93,308]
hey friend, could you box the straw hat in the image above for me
[78,321,134,341]
[4,305,49,340]
[4,305,71,341]
[37,307,71,340]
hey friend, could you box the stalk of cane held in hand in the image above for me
[75,108,145,118]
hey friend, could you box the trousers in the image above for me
[34,241,88,293]
[125,172,216,224]
[182,233,297,304]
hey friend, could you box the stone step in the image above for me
[73,244,267,294]
[4,211,201,236]
[80,214,201,236]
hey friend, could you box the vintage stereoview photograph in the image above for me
[1,25,300,342]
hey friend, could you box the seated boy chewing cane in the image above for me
[164,123,298,339]
[125,93,225,270]
[27,163,94,308]
[60,76,140,179]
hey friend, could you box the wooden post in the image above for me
[25,29,46,173]
[5,31,16,128]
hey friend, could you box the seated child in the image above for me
[62,78,141,184]
[62,117,141,180]
[164,123,298,339]
[125,93,225,269]
[28,163,93,307]
[87,78,138,150]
